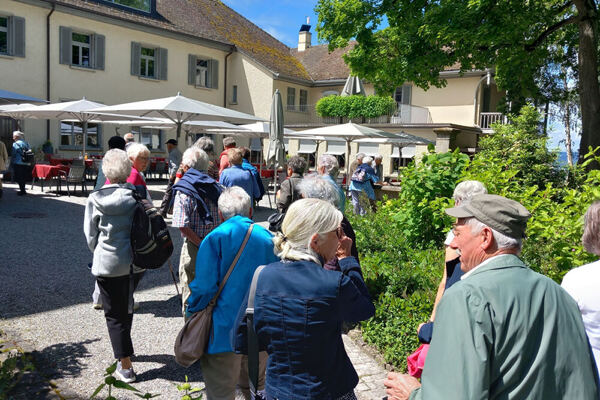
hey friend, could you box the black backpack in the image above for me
[130,191,173,269]
[19,143,34,164]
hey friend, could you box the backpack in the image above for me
[19,143,34,164]
[130,191,173,269]
[351,168,367,183]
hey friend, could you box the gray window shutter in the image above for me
[158,47,168,80]
[188,54,197,85]
[8,16,25,57]
[209,59,219,89]
[93,34,105,70]
[59,26,72,65]
[130,42,141,76]
[401,84,412,105]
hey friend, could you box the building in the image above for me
[0,0,504,178]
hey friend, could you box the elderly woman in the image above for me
[349,156,379,215]
[298,174,359,270]
[234,198,375,400]
[105,142,150,200]
[276,155,307,213]
[11,130,32,196]
[417,180,487,344]
[317,154,346,213]
[562,201,600,383]
[194,136,220,180]
[84,149,143,383]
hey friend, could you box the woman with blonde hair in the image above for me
[234,198,374,400]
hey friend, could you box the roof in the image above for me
[290,43,354,81]
[47,0,311,81]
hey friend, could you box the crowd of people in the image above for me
[76,132,599,399]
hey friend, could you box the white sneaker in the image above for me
[115,361,136,383]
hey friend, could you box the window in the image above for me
[249,138,262,164]
[60,121,100,148]
[231,85,238,104]
[140,47,155,78]
[287,87,296,111]
[60,27,104,69]
[105,0,151,13]
[188,55,218,88]
[299,90,308,112]
[391,145,415,172]
[71,32,91,67]
[0,15,25,57]
[132,128,162,150]
[394,84,412,106]
[131,43,167,80]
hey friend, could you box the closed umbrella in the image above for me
[341,75,366,97]
[266,90,286,202]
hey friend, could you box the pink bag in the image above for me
[407,344,429,378]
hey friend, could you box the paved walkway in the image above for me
[0,181,387,400]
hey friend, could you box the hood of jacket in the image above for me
[89,183,138,216]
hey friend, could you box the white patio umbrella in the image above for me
[340,75,366,97]
[89,93,264,140]
[0,103,40,129]
[210,121,296,136]
[16,98,152,154]
[290,122,402,181]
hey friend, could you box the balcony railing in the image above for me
[284,104,433,125]
[479,112,506,130]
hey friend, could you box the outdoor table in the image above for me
[374,184,401,201]
[31,164,69,192]
[49,158,93,167]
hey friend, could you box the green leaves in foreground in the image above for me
[90,361,159,400]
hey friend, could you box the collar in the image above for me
[461,254,516,280]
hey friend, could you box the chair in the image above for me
[154,161,167,180]
[87,159,101,181]
[57,165,87,196]
[261,177,274,209]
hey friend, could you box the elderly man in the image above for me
[186,186,278,400]
[219,136,237,176]
[373,154,385,183]
[220,148,260,207]
[317,154,345,213]
[124,132,135,149]
[159,139,182,216]
[172,147,223,315]
[385,194,599,400]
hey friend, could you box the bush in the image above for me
[315,95,396,119]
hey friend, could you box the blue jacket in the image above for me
[242,159,265,199]
[233,257,375,400]
[349,164,379,200]
[12,140,30,165]
[187,216,279,354]
[220,165,261,202]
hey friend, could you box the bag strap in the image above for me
[208,224,254,306]
[246,264,267,399]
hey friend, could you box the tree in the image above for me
[315,0,600,167]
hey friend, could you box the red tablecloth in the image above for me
[32,164,69,179]
[49,158,93,167]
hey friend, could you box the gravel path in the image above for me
[0,181,387,400]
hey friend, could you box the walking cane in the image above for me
[168,259,182,308]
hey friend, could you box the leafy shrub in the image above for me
[315,95,396,119]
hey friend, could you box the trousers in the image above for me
[13,164,29,193]
[179,239,199,316]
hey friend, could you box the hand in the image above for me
[336,232,353,260]
[384,372,421,400]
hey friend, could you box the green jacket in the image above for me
[410,254,599,400]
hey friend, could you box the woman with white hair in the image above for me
[234,198,375,400]
[194,136,219,180]
[84,149,144,383]
[562,201,600,383]
[349,156,379,215]
[11,130,32,196]
[105,142,150,200]
[417,180,487,344]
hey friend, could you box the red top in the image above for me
[105,167,147,187]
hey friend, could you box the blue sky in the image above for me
[222,0,578,153]
[222,0,320,48]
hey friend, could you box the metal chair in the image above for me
[154,161,167,180]
[57,165,87,196]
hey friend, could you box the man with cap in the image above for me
[384,194,599,400]
[160,139,182,216]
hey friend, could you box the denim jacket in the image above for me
[233,257,375,400]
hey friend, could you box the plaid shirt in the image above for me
[172,191,219,240]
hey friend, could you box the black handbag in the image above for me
[267,211,285,232]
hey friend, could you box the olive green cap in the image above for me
[445,194,531,238]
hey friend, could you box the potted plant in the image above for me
[42,140,53,155]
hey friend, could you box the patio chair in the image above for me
[71,159,84,167]
[56,165,87,196]
[154,161,167,180]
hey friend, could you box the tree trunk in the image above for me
[561,69,574,167]
[574,0,600,169]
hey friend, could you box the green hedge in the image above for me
[315,95,396,119]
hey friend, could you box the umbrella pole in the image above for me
[82,120,88,156]
[176,122,181,140]
[345,139,351,194]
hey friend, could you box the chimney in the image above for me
[298,17,311,52]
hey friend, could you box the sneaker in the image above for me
[115,361,136,383]
[93,303,102,310]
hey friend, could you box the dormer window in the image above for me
[101,0,153,14]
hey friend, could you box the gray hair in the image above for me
[102,149,132,183]
[465,217,522,253]
[194,136,214,154]
[181,147,209,171]
[223,137,236,147]
[362,156,373,164]
[453,180,488,205]
[218,186,251,219]
[12,130,24,140]
[124,132,135,143]
[355,152,365,161]
[126,143,150,161]
[318,154,339,178]
[374,154,383,161]
[273,198,342,265]
[298,174,340,208]
[288,155,307,175]
[582,201,600,255]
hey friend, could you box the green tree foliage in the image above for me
[315,95,396,119]
[315,0,600,166]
